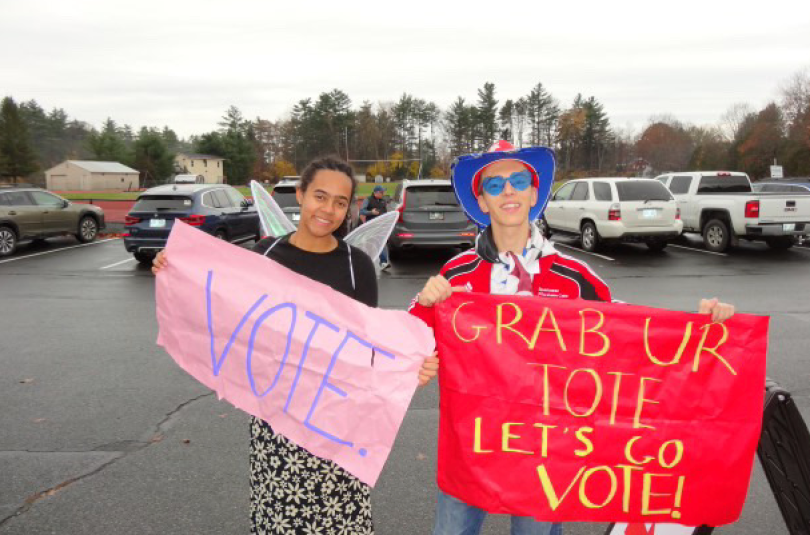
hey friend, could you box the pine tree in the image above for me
[0,97,39,179]
[477,82,498,149]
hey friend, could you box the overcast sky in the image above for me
[2,0,808,139]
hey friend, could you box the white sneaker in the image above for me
[380,262,391,271]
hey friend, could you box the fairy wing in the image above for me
[345,211,398,262]
[250,180,296,238]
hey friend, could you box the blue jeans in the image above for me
[379,245,389,264]
[433,490,562,535]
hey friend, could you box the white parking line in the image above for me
[100,257,136,270]
[551,241,615,262]
[668,244,728,257]
[0,238,119,265]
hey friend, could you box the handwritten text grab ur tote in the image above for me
[155,221,435,486]
[434,293,768,526]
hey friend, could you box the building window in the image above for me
[204,159,208,167]
[217,161,220,168]
[190,160,194,167]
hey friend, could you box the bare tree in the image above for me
[779,67,810,126]
[720,103,755,142]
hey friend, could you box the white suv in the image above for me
[543,178,683,252]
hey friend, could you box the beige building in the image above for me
[175,153,225,184]
[45,161,140,191]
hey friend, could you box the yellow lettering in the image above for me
[452,302,488,343]
[644,318,692,366]
[528,307,567,351]
[579,466,618,509]
[536,465,585,510]
[574,427,594,458]
[496,302,531,346]
[473,417,493,454]
[564,368,603,418]
[607,371,633,426]
[532,423,557,458]
[634,377,662,430]
[624,436,654,465]
[692,322,735,376]
[641,473,674,516]
[527,363,566,416]
[579,309,610,357]
[502,423,533,455]
[616,465,644,513]
[659,440,684,469]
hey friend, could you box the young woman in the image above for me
[153,155,439,534]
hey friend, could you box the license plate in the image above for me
[150,219,166,228]
[291,213,300,221]
[783,223,795,231]
[642,209,658,219]
[430,212,444,220]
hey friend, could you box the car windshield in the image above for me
[697,175,751,193]
[273,187,298,208]
[406,186,458,209]
[615,181,673,202]
[132,195,193,211]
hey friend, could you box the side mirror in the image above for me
[242,198,254,208]
[62,199,70,208]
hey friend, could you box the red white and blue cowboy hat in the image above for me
[450,140,556,228]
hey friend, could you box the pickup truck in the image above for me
[655,171,810,252]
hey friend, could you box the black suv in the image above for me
[123,184,259,264]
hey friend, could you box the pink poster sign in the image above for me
[155,221,435,486]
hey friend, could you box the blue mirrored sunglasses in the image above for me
[481,170,533,196]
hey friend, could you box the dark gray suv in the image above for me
[387,179,478,255]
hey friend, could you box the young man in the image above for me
[409,141,735,535]
[360,184,391,270]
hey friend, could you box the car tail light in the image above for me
[397,191,407,223]
[745,200,760,218]
[180,214,206,226]
[458,232,476,237]
[608,203,621,221]
[121,233,130,237]
[124,215,140,226]
[397,233,414,238]
[676,207,681,220]
[717,172,731,176]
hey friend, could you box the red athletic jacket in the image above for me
[408,227,612,329]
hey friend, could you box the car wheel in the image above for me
[134,252,155,265]
[0,226,17,257]
[580,222,600,252]
[766,236,794,250]
[702,219,730,253]
[646,240,668,252]
[76,216,99,243]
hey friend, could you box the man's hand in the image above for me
[418,352,439,386]
[698,298,735,322]
[417,276,465,307]
[151,251,168,276]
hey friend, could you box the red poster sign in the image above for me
[434,293,768,526]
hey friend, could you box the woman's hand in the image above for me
[151,250,168,276]
[418,352,439,386]
[698,298,735,322]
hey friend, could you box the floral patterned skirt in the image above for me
[250,416,374,535]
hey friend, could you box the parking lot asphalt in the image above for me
[1,235,809,534]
